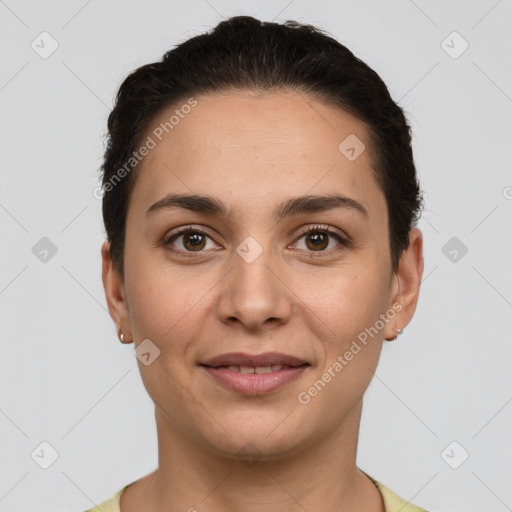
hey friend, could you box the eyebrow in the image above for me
[146,193,369,222]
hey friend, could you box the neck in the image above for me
[128,400,384,512]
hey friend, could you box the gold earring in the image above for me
[119,332,130,344]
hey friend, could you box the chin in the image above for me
[198,415,312,463]
[207,436,304,464]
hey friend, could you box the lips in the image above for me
[224,364,289,374]
[200,352,310,395]
[201,351,308,368]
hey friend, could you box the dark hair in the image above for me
[100,15,423,279]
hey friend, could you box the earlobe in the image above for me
[101,240,132,341]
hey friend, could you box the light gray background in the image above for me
[1,0,511,511]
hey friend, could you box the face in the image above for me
[102,89,423,460]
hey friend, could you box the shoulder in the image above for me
[365,472,430,512]
[82,484,129,512]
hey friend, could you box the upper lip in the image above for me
[201,352,309,368]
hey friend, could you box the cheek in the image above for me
[125,254,220,355]
[296,273,385,420]
[124,256,187,341]
[305,267,387,334]
[304,268,387,383]
[125,265,205,410]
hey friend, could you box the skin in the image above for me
[101,89,424,512]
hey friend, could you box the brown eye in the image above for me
[181,232,206,251]
[166,228,218,253]
[294,226,347,255]
[305,231,329,251]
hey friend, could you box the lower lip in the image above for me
[201,365,309,395]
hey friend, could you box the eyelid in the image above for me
[294,223,348,243]
[167,225,210,239]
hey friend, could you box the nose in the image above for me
[216,245,292,332]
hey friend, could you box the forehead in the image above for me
[128,90,386,222]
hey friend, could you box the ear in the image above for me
[385,228,424,338]
[101,240,132,342]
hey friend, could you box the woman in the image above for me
[88,15,427,512]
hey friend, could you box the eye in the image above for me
[164,224,349,258]
[293,225,348,255]
[165,226,219,254]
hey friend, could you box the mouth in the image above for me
[200,352,311,395]
[212,364,303,374]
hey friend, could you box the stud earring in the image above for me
[385,327,403,342]
[119,332,130,344]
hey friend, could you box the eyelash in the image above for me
[164,224,349,259]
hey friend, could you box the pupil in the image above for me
[307,232,327,250]
[186,233,205,250]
